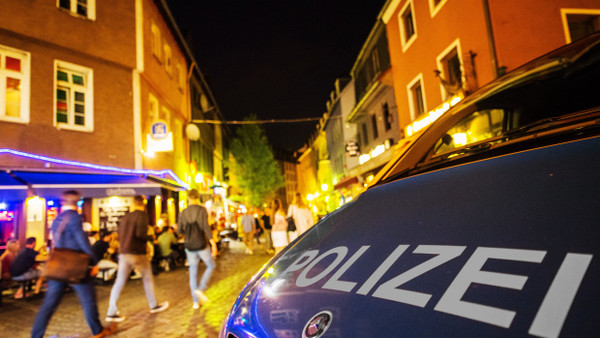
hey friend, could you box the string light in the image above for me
[0,148,189,189]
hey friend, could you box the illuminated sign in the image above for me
[151,122,168,140]
[146,132,173,152]
[406,93,464,137]
[359,143,391,165]
[0,210,15,221]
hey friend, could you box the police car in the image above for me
[220,33,600,338]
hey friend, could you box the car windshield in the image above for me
[376,34,600,186]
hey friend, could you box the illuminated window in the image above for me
[399,0,417,51]
[437,40,464,99]
[433,109,505,155]
[54,60,93,131]
[151,23,162,62]
[428,0,448,17]
[0,45,30,123]
[57,0,96,20]
[407,74,426,120]
[164,44,172,76]
[562,9,600,43]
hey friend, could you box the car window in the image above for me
[433,109,505,155]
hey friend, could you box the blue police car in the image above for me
[221,33,600,338]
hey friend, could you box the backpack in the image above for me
[183,206,208,251]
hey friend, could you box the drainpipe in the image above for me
[482,0,499,79]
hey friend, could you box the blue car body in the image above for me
[221,33,600,338]
[221,134,600,337]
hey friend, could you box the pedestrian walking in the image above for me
[259,208,274,254]
[240,209,256,254]
[105,195,169,322]
[271,199,288,255]
[177,189,217,309]
[287,192,315,242]
[32,190,114,338]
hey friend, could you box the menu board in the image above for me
[98,198,131,232]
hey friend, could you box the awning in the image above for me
[3,170,185,199]
[333,176,359,191]
[0,171,28,201]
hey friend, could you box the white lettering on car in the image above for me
[434,247,546,328]
[372,245,466,307]
[296,247,348,287]
[322,245,370,292]
[282,245,593,336]
[529,253,593,338]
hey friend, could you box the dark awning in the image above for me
[5,170,185,199]
[0,171,28,201]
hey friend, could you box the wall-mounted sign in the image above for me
[147,132,173,152]
[98,197,131,232]
[151,122,168,140]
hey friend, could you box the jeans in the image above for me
[31,278,103,338]
[107,254,157,316]
[185,248,216,303]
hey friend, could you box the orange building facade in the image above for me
[381,0,600,136]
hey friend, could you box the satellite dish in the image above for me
[185,123,200,141]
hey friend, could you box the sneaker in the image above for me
[192,302,200,309]
[194,289,210,304]
[149,301,169,313]
[105,314,126,322]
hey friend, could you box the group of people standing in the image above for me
[30,188,217,338]
[257,192,315,255]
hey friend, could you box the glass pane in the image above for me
[434,109,505,155]
[56,89,67,100]
[59,0,70,10]
[74,91,85,102]
[56,112,68,123]
[72,74,84,85]
[75,104,85,114]
[75,115,85,126]
[77,0,87,16]
[5,78,21,117]
[5,57,21,72]
[57,70,68,82]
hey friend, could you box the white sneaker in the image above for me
[193,302,199,309]
[149,301,169,313]
[194,289,210,304]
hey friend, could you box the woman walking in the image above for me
[270,199,288,255]
[287,193,314,242]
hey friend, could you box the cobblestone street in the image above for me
[0,241,272,338]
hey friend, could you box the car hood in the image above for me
[222,136,600,338]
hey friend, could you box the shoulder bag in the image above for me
[42,214,91,284]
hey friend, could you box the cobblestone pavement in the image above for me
[0,240,273,338]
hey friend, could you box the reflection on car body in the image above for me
[221,33,600,338]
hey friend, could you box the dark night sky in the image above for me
[167,1,387,151]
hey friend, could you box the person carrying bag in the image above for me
[32,190,114,338]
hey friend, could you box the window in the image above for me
[371,114,379,139]
[151,23,162,62]
[54,61,93,131]
[57,0,95,20]
[428,0,448,17]
[399,1,417,51]
[361,122,369,146]
[0,45,30,123]
[407,74,426,120]
[149,93,159,120]
[164,44,172,76]
[432,109,505,155]
[437,40,464,99]
[383,103,392,131]
[176,63,185,92]
[561,9,600,43]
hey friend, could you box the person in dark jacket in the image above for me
[178,189,217,309]
[31,190,114,338]
[105,195,169,322]
[10,236,43,297]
